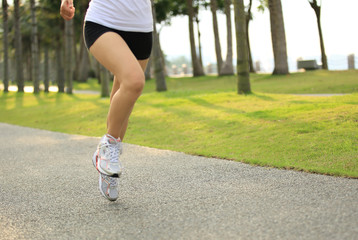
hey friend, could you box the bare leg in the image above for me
[108,60,149,140]
[90,32,148,139]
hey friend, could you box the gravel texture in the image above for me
[0,123,357,240]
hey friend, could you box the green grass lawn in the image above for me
[71,70,358,94]
[73,78,101,91]
[1,89,357,177]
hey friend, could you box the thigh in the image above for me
[89,32,143,85]
[138,59,150,72]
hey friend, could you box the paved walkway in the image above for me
[0,123,357,239]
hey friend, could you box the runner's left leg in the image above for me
[108,60,149,141]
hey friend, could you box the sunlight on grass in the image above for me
[1,91,357,177]
[49,70,358,94]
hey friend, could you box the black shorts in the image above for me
[84,21,153,60]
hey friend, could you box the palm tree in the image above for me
[64,19,73,94]
[99,64,110,97]
[152,0,167,91]
[308,0,328,70]
[268,0,289,75]
[145,58,152,80]
[2,0,9,92]
[234,0,251,94]
[186,0,205,76]
[43,47,49,92]
[74,1,92,83]
[77,36,90,82]
[220,0,234,76]
[56,43,65,93]
[14,0,24,92]
[30,0,40,93]
[39,0,67,92]
[210,0,223,74]
[246,0,255,73]
[195,15,204,68]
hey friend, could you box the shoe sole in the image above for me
[92,152,121,178]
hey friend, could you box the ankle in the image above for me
[106,133,121,142]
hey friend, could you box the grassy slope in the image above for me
[1,90,357,177]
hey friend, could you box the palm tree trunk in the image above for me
[316,16,328,70]
[96,60,101,84]
[30,0,40,94]
[186,0,204,77]
[56,43,65,93]
[75,18,89,82]
[100,64,110,97]
[145,57,152,80]
[151,0,167,91]
[64,19,73,94]
[2,0,9,92]
[158,32,168,77]
[220,0,234,76]
[77,39,90,82]
[26,53,31,82]
[196,17,204,68]
[246,0,255,73]
[44,47,49,93]
[210,0,223,74]
[72,21,78,80]
[14,0,24,92]
[234,0,251,94]
[153,33,167,91]
[268,0,289,75]
[309,0,328,70]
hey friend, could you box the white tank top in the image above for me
[85,0,153,32]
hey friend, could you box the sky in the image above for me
[159,0,358,72]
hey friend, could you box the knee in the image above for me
[120,71,145,96]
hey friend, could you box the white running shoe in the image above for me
[98,173,119,201]
[92,134,122,178]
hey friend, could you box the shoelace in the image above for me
[102,173,118,187]
[108,142,120,163]
[101,141,120,163]
[106,174,118,187]
[110,177,117,187]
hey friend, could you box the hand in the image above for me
[60,0,75,20]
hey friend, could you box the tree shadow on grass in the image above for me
[153,90,215,99]
[186,97,246,116]
[34,93,48,106]
[0,92,11,110]
[53,92,109,110]
[142,96,247,129]
[252,93,277,101]
[141,91,282,124]
[289,100,314,104]
[245,110,284,121]
[183,92,278,117]
[15,92,24,108]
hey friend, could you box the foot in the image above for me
[99,173,119,201]
[92,134,122,177]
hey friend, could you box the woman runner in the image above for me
[60,0,153,201]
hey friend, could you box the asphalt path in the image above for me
[0,123,357,239]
